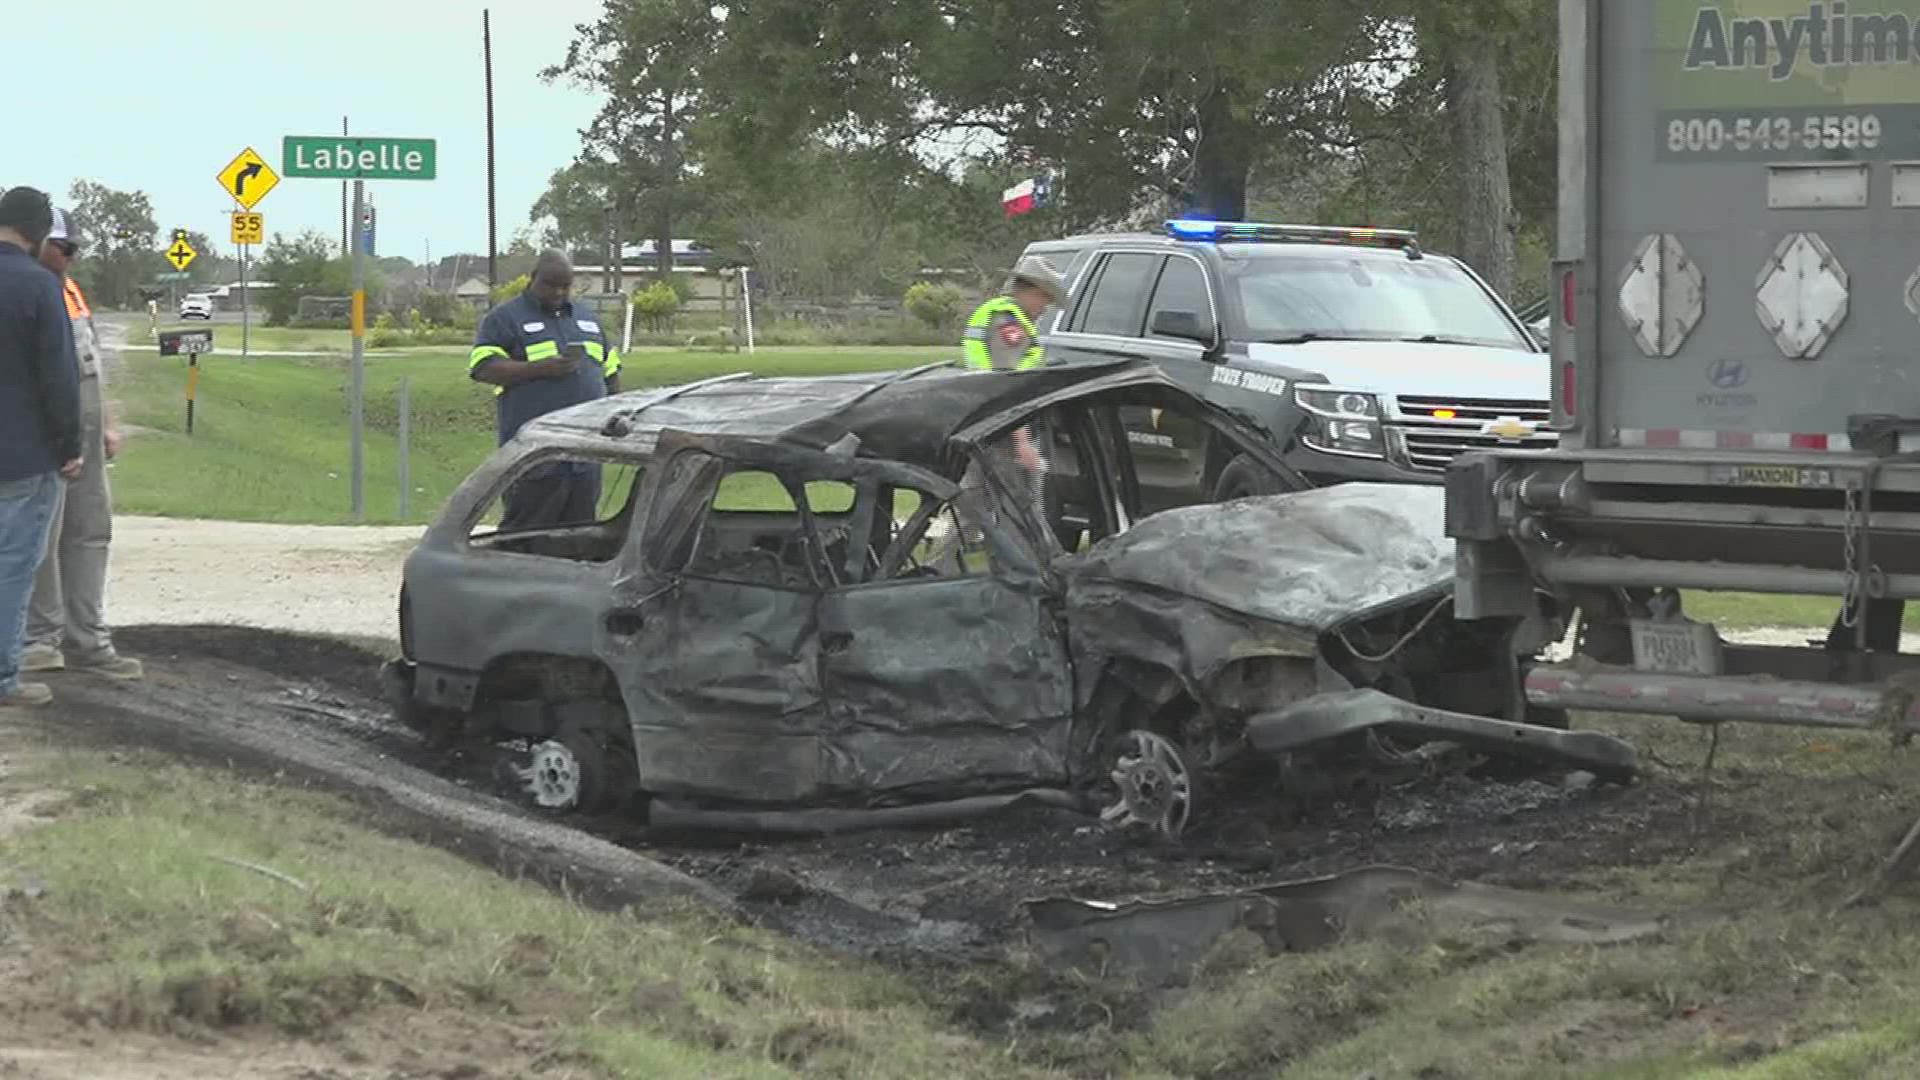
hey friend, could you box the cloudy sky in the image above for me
[15,0,605,260]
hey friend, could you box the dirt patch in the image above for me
[22,624,1920,1076]
[45,626,1728,960]
[29,627,733,917]
[103,520,416,643]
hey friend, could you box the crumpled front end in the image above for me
[1061,484,1635,779]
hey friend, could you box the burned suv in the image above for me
[384,359,1630,836]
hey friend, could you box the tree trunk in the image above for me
[1184,84,1252,221]
[656,92,678,279]
[1446,41,1515,298]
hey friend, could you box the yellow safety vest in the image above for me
[962,297,1043,371]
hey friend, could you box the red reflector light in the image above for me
[1559,362,1577,417]
[1561,270,1577,327]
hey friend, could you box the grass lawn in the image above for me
[107,343,946,526]
[1,743,1063,1079]
[13,716,1920,1076]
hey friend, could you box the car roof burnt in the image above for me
[519,358,1171,469]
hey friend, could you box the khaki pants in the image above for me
[28,376,114,660]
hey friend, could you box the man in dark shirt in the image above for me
[0,186,83,709]
[468,250,622,531]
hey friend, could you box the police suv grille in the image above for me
[1390,396,1557,474]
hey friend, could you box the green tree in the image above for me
[178,230,230,290]
[686,0,1376,223]
[542,0,724,276]
[1241,3,1557,302]
[65,180,160,309]
[256,231,384,325]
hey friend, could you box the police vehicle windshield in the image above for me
[1229,250,1529,351]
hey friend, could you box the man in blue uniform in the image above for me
[469,250,622,530]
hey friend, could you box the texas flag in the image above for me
[1002,178,1037,217]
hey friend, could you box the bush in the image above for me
[368,308,474,349]
[631,280,681,333]
[490,274,530,307]
[903,281,969,330]
[416,290,466,328]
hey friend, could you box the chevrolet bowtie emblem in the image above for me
[1482,416,1537,442]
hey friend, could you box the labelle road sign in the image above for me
[282,136,437,181]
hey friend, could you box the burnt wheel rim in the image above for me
[521,740,584,810]
[1100,730,1193,840]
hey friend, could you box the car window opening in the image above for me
[466,456,643,563]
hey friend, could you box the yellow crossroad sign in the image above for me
[216,146,280,210]
[231,211,264,245]
[164,236,198,272]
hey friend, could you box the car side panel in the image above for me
[612,576,831,804]
[402,542,613,701]
[813,576,1076,797]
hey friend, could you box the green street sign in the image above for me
[282,136,437,180]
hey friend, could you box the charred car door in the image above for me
[601,430,1074,808]
[602,434,836,806]
[814,465,1077,803]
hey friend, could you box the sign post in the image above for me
[159,329,215,435]
[217,148,279,361]
[230,212,264,358]
[350,180,367,521]
[281,133,437,521]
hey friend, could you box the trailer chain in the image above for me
[1841,479,1862,630]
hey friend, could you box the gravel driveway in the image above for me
[105,517,419,642]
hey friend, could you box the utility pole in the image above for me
[350,180,367,521]
[483,8,499,288]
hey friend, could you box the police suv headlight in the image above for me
[1295,388,1384,457]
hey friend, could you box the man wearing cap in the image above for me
[0,186,83,709]
[961,254,1065,375]
[21,208,142,681]
[935,256,1066,564]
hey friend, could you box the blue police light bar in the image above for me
[1165,219,1422,256]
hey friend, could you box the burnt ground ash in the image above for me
[83,626,1728,960]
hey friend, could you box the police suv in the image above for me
[1023,221,1553,541]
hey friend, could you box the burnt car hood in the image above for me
[1062,483,1453,634]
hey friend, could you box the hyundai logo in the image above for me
[1708,358,1750,390]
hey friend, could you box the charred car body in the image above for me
[384,360,1633,835]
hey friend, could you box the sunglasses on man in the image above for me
[49,239,77,257]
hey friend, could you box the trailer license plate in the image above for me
[1712,464,1836,488]
[1629,619,1724,676]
